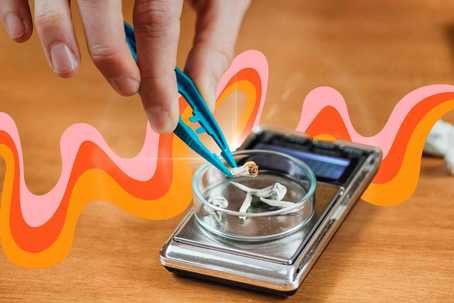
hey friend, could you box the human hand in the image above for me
[0,0,250,132]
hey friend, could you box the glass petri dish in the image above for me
[192,149,317,242]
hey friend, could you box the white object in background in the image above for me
[424,120,454,175]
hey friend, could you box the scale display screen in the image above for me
[252,143,355,183]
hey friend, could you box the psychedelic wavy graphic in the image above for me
[297,85,454,205]
[1,49,454,268]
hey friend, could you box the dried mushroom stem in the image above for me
[232,181,294,219]
[206,196,229,223]
[239,193,252,220]
[206,161,298,221]
[207,196,229,208]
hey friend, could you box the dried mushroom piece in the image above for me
[230,181,295,219]
[206,161,298,221]
[269,182,287,201]
[259,197,295,208]
[238,193,253,220]
[231,182,287,200]
[207,196,229,208]
[206,196,229,223]
[230,161,259,177]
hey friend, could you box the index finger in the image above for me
[133,0,183,133]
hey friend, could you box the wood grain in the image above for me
[1,1,454,302]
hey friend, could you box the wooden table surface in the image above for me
[1,1,454,302]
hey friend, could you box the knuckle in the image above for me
[197,41,233,73]
[76,0,100,10]
[90,44,122,65]
[212,47,233,69]
[202,44,233,79]
[35,11,63,30]
[134,0,180,37]
[140,72,166,84]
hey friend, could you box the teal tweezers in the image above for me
[123,22,236,176]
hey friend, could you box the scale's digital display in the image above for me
[254,143,351,180]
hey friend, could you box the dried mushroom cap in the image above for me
[245,161,259,177]
[230,161,259,177]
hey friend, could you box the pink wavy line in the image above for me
[3,50,268,227]
[216,50,268,127]
[0,114,159,228]
[296,84,454,156]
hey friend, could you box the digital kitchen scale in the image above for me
[160,127,381,296]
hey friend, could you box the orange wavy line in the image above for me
[6,67,262,254]
[305,92,454,183]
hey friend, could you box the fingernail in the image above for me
[4,13,24,40]
[49,42,78,76]
[147,106,176,133]
[109,77,140,96]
